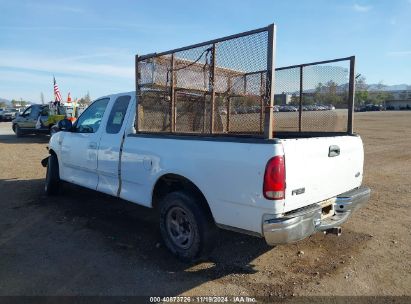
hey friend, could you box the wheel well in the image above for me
[152,174,213,219]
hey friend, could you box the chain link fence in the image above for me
[274,57,354,134]
[136,25,354,138]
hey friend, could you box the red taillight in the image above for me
[263,155,286,200]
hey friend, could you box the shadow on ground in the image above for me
[0,178,273,296]
[0,133,50,144]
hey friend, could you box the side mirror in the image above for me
[57,118,73,131]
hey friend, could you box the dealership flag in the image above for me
[53,77,62,102]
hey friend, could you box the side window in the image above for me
[73,98,110,133]
[30,106,40,118]
[40,107,49,116]
[22,106,32,117]
[106,95,131,134]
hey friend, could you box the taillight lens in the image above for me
[263,155,285,200]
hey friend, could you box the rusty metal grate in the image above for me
[136,25,274,136]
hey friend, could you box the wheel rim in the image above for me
[166,206,194,250]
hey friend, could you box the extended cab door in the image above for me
[26,106,42,128]
[96,95,131,196]
[60,98,110,190]
[18,106,36,128]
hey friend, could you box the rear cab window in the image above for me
[106,95,131,134]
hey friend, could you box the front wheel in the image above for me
[14,124,23,137]
[45,154,60,195]
[159,191,217,262]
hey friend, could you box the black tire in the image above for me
[45,154,60,195]
[14,124,23,137]
[159,191,217,262]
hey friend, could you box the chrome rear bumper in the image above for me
[263,186,371,245]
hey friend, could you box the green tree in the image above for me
[11,99,28,107]
[0,101,6,108]
[368,81,392,105]
[84,91,91,104]
[314,81,343,106]
[78,92,92,106]
[355,76,368,106]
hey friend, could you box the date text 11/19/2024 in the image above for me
[149,296,257,303]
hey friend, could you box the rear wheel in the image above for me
[159,191,217,262]
[45,154,60,195]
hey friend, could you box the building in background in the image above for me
[385,90,411,110]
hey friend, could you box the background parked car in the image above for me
[12,104,66,137]
[0,108,6,121]
[2,108,20,121]
[279,105,298,112]
[355,104,385,112]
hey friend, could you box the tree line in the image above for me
[0,99,29,109]
[285,76,393,107]
[355,76,392,105]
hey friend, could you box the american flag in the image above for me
[53,76,62,102]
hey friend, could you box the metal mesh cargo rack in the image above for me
[135,24,355,139]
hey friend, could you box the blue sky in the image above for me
[0,0,410,102]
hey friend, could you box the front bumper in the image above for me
[263,186,371,245]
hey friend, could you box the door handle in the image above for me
[328,145,340,157]
[88,142,97,149]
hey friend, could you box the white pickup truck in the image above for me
[43,90,370,261]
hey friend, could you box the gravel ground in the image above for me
[0,112,410,300]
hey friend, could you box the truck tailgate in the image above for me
[281,135,364,213]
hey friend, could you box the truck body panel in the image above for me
[49,93,367,236]
[280,135,364,213]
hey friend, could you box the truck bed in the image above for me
[122,128,363,234]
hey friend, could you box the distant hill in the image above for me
[0,98,35,106]
[0,97,10,105]
[368,84,411,91]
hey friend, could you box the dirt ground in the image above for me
[0,111,410,300]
